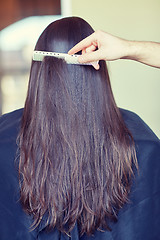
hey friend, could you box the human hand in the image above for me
[68,30,130,70]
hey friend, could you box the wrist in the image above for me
[121,40,140,60]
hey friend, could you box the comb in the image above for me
[33,51,97,66]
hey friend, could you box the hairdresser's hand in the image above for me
[68,30,160,69]
[68,30,130,70]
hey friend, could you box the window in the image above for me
[0,0,71,115]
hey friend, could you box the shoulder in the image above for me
[120,108,160,203]
[120,108,160,182]
[120,108,159,143]
[120,108,160,200]
[0,108,23,167]
[0,108,23,142]
[0,109,36,239]
[111,109,160,239]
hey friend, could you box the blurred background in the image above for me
[0,0,160,137]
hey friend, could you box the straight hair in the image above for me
[18,17,137,236]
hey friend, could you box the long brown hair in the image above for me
[18,17,137,236]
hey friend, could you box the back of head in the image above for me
[19,17,137,236]
[35,16,94,53]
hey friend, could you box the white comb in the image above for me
[33,51,97,66]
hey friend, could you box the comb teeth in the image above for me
[33,50,96,66]
[33,51,68,61]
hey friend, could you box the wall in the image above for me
[71,0,160,138]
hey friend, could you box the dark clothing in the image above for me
[0,108,160,240]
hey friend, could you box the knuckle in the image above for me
[95,30,103,39]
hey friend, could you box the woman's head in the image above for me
[19,17,137,236]
[35,16,94,53]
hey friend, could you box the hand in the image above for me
[69,30,160,69]
[68,30,130,70]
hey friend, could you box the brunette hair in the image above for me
[18,17,137,236]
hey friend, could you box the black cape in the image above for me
[0,108,160,240]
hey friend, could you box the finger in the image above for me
[91,62,100,70]
[78,49,103,63]
[68,32,96,55]
[82,49,86,55]
[81,45,96,56]
[85,44,97,53]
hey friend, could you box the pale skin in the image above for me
[68,30,160,70]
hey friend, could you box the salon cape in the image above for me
[0,108,160,240]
